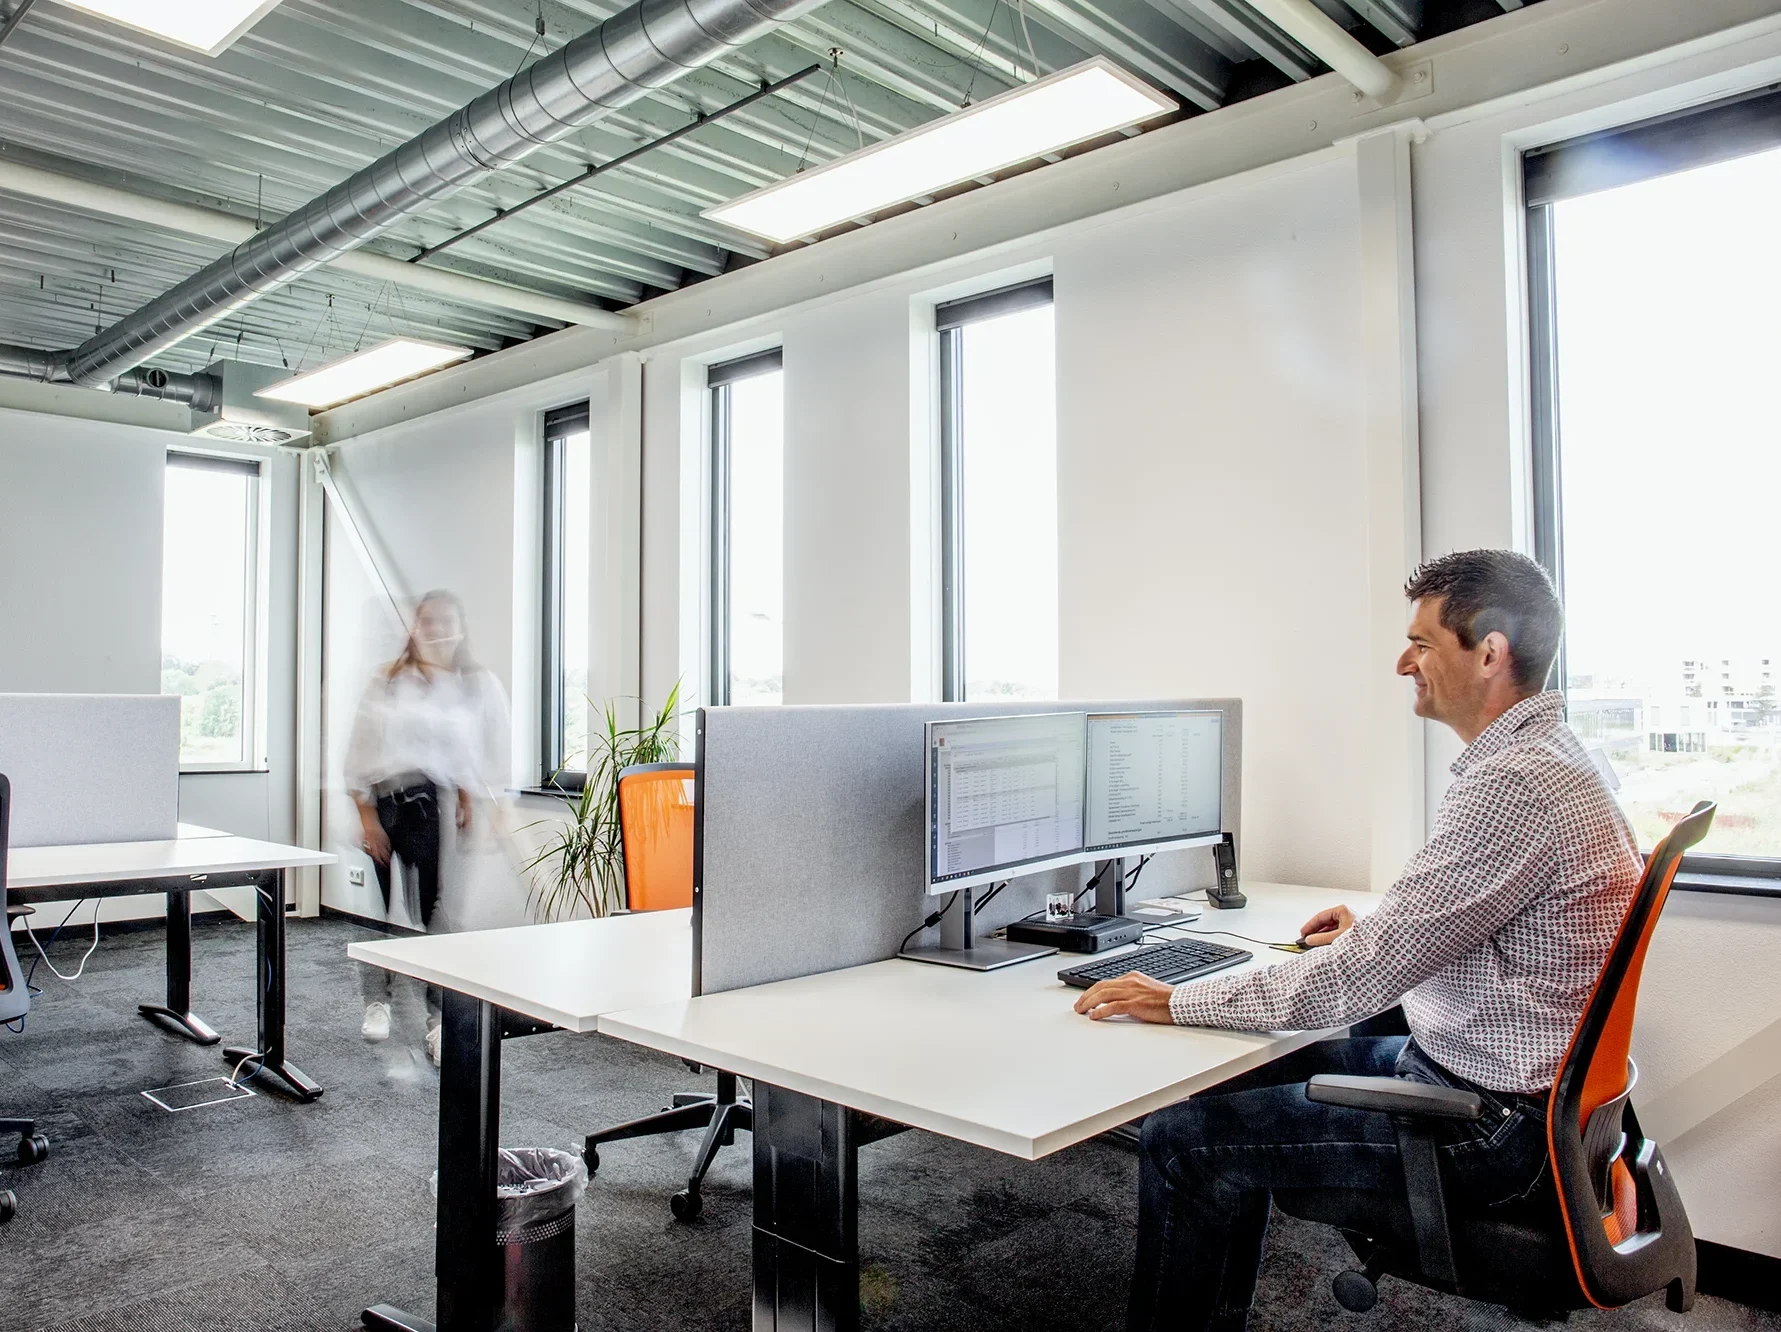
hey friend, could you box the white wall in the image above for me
[0,410,164,694]
[637,150,1406,901]
[0,406,303,921]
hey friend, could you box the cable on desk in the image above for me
[25,898,102,982]
[1153,925,1298,948]
[900,891,959,953]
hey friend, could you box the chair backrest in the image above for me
[1,774,31,1025]
[617,763,696,913]
[1545,800,1714,1309]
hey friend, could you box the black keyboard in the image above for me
[1057,938,1250,989]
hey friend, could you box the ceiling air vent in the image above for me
[188,361,312,444]
[194,421,303,445]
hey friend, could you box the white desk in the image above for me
[602,885,1377,1161]
[347,908,693,1033]
[599,883,1380,1332]
[351,910,693,1332]
[6,827,336,1100]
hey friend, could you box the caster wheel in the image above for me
[17,1134,48,1166]
[670,1188,703,1222]
[583,1146,600,1175]
[1333,1270,1378,1313]
[0,1189,15,1225]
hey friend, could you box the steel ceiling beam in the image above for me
[0,0,34,49]
[411,64,824,263]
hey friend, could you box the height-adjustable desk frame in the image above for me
[7,832,335,1101]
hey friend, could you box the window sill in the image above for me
[1673,871,1781,899]
[180,767,271,776]
[513,785,583,799]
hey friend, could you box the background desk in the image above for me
[8,828,336,1100]
[349,909,693,1332]
[599,883,1382,1332]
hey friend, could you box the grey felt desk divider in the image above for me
[0,694,180,847]
[694,698,1240,995]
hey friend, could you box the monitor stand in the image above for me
[899,884,1057,972]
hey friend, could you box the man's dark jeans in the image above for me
[1128,1035,1550,1331]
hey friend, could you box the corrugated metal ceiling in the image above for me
[0,0,1534,377]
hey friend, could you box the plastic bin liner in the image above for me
[431,1147,589,1230]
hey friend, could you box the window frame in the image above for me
[164,449,267,774]
[934,276,1055,703]
[706,348,784,708]
[540,400,591,791]
[1524,89,1781,883]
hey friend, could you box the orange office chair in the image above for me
[582,763,749,1222]
[1275,801,1714,1320]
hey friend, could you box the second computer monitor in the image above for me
[927,712,1087,892]
[1085,710,1223,856]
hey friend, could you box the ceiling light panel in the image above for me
[256,339,473,410]
[706,58,1176,244]
[51,0,286,56]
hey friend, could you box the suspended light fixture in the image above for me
[52,0,286,55]
[705,57,1175,245]
[256,339,472,410]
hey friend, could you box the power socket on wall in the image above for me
[348,868,365,887]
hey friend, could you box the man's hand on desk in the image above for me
[1299,905,1355,947]
[1073,972,1176,1024]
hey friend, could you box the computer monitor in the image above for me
[1084,710,1223,858]
[926,712,1087,893]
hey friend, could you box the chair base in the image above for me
[0,1118,48,1165]
[585,1073,752,1222]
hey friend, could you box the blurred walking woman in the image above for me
[344,590,505,1064]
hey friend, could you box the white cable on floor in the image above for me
[24,899,102,981]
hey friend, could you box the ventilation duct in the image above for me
[35,0,826,390]
[0,340,219,411]
[187,362,311,444]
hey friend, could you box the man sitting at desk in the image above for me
[1073,549,1641,1332]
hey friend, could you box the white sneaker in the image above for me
[361,1001,392,1043]
[425,1021,443,1067]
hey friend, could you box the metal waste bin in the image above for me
[490,1148,589,1332]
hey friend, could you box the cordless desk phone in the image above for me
[1208,833,1245,910]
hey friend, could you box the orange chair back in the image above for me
[1546,799,1714,1309]
[617,763,696,913]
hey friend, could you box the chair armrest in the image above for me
[1306,1074,1485,1121]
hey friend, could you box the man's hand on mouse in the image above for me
[1073,972,1175,1024]
[1298,904,1355,947]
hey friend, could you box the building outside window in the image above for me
[1527,90,1781,870]
[541,401,592,784]
[937,278,1059,703]
[161,452,264,770]
[709,349,784,707]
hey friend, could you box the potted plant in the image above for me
[524,684,681,920]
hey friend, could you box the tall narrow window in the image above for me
[709,349,784,707]
[542,402,592,785]
[161,452,262,770]
[1527,90,1781,874]
[938,278,1058,702]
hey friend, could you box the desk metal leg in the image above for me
[753,1083,860,1332]
[223,871,323,1101]
[138,888,221,1045]
[364,990,504,1332]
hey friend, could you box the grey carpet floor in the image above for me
[0,914,1774,1332]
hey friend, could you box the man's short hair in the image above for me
[1404,550,1562,692]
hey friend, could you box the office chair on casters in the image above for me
[2,774,52,1227]
[1273,801,1714,1321]
[582,763,750,1222]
